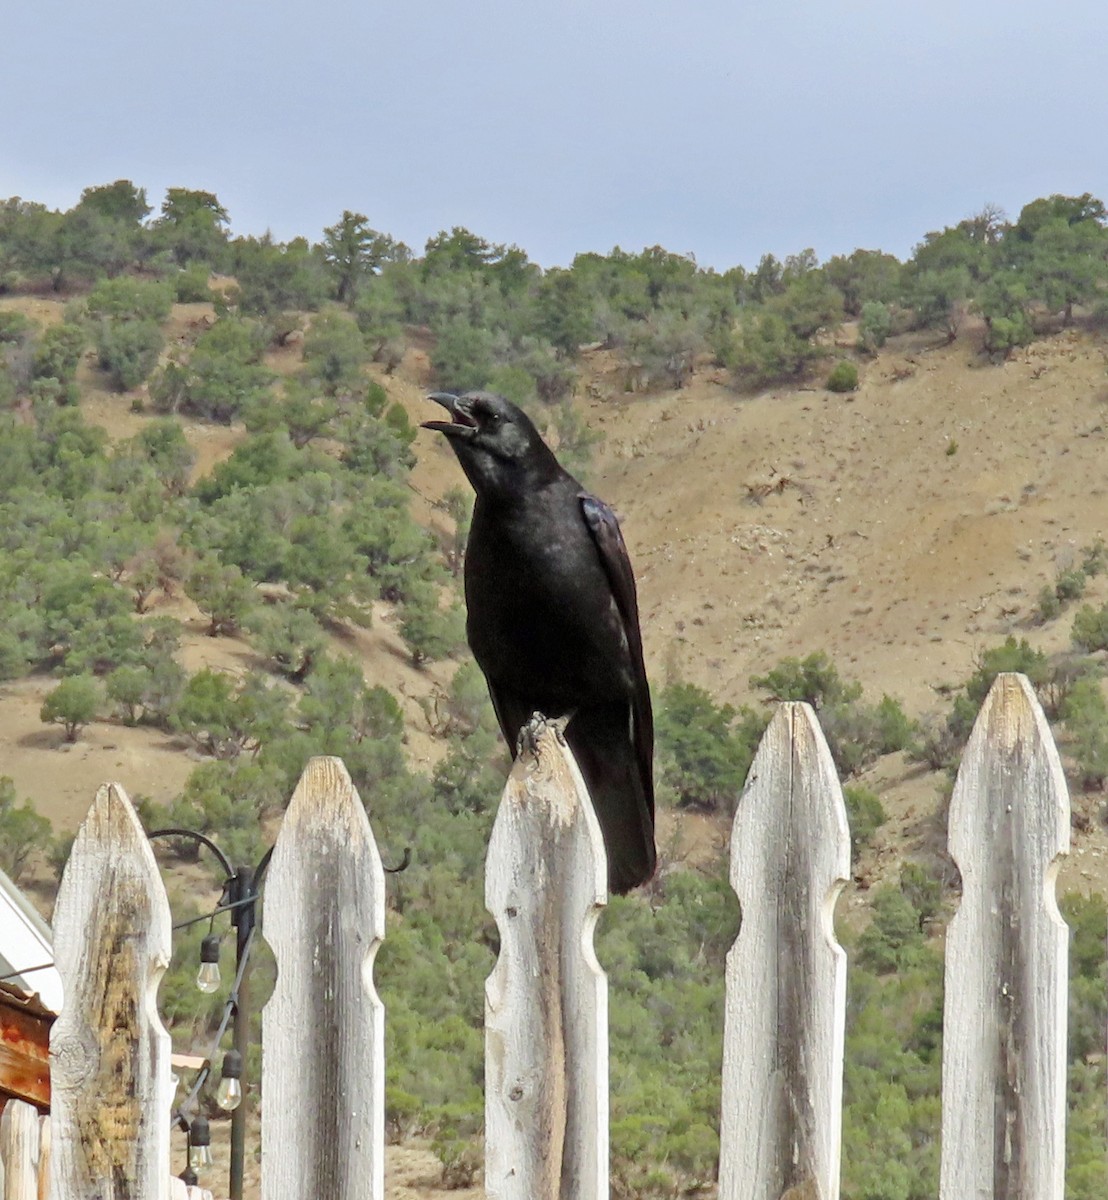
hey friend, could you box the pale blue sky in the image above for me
[5,1,1107,269]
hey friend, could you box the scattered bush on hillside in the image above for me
[751,653,914,776]
[173,262,214,303]
[1073,602,1108,653]
[397,582,467,666]
[857,300,892,352]
[0,777,53,883]
[33,322,85,393]
[655,681,767,812]
[1060,677,1108,792]
[826,359,859,392]
[625,306,707,389]
[95,318,164,391]
[843,784,886,862]
[102,621,185,727]
[302,308,370,397]
[1038,564,1090,622]
[246,604,328,681]
[184,556,256,637]
[170,668,288,760]
[150,316,274,422]
[40,674,101,742]
[1080,538,1108,578]
[84,276,174,324]
[716,308,818,389]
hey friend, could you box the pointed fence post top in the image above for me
[277,755,376,853]
[487,718,607,912]
[730,700,850,899]
[948,672,1070,869]
[56,782,165,899]
[53,780,172,967]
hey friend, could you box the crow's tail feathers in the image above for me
[566,705,656,895]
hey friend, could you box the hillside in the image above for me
[3,291,1108,1200]
[4,299,1106,896]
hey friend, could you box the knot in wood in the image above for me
[50,1026,100,1090]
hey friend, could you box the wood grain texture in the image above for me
[48,784,172,1200]
[939,673,1070,1200]
[719,703,850,1200]
[1,1100,40,1200]
[261,756,385,1200]
[35,1117,48,1200]
[485,718,608,1200]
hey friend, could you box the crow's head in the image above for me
[423,391,561,496]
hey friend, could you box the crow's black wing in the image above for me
[579,494,654,806]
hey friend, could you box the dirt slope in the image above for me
[2,307,1107,874]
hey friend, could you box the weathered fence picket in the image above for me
[940,672,1070,1200]
[261,757,386,1200]
[0,672,1095,1200]
[47,784,172,1200]
[0,1100,42,1200]
[484,719,609,1200]
[719,701,851,1200]
[167,1178,211,1200]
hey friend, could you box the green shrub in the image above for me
[0,311,32,344]
[1038,585,1062,623]
[397,583,466,665]
[40,674,101,741]
[96,318,164,390]
[843,785,886,861]
[655,681,766,812]
[1073,603,1108,652]
[174,262,214,302]
[85,276,173,324]
[1061,677,1108,791]
[752,651,861,709]
[0,778,52,883]
[33,322,85,382]
[857,300,892,352]
[856,885,925,973]
[826,359,859,392]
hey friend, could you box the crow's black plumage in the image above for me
[422,390,655,893]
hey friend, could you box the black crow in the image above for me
[422,391,655,893]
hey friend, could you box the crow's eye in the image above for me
[488,411,501,424]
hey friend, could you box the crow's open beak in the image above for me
[422,392,477,437]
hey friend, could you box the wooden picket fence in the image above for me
[0,672,1084,1199]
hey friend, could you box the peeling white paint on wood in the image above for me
[48,784,172,1200]
[261,757,386,1200]
[485,719,609,1200]
[939,673,1070,1200]
[719,702,850,1200]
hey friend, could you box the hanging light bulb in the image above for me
[188,1116,213,1170]
[215,1048,243,1111]
[196,933,221,994]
